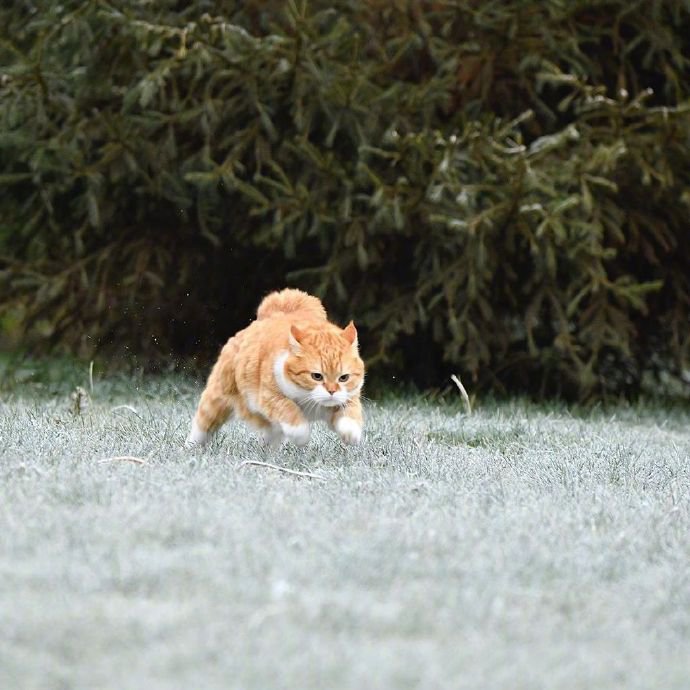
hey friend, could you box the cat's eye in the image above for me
[338,374,350,382]
[311,372,324,381]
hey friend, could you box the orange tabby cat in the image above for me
[186,288,365,448]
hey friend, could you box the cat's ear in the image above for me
[289,324,305,352]
[342,321,358,349]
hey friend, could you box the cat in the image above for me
[186,288,365,448]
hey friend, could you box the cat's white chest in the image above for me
[273,351,304,400]
[300,404,330,423]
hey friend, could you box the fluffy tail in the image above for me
[256,288,327,320]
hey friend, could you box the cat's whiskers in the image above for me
[301,396,325,418]
[303,397,320,414]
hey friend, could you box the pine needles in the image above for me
[1,1,689,399]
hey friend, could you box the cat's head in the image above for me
[282,322,365,408]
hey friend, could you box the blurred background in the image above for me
[1,0,689,400]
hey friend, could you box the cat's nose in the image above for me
[325,384,337,394]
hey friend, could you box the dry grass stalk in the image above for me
[451,374,472,414]
[97,456,147,465]
[238,460,326,481]
[110,405,141,416]
[70,386,90,416]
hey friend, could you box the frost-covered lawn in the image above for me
[1,373,689,690]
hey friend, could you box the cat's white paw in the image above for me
[281,422,311,447]
[185,418,209,448]
[335,417,362,445]
[262,426,285,449]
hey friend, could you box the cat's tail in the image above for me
[257,288,327,320]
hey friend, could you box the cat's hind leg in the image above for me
[187,391,234,446]
[186,341,238,447]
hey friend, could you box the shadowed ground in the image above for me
[1,374,689,690]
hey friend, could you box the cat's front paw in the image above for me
[262,426,285,449]
[335,417,362,445]
[280,422,311,447]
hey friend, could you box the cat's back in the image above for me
[231,289,328,382]
[256,288,327,321]
[237,309,322,352]
[236,288,327,354]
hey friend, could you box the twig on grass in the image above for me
[97,455,147,465]
[238,460,326,481]
[110,405,141,416]
[450,374,472,415]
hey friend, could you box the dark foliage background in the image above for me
[1,0,689,398]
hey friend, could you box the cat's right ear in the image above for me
[289,325,304,353]
[342,321,359,349]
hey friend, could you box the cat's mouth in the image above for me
[319,399,344,408]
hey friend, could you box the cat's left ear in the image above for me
[342,321,358,349]
[289,324,305,352]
